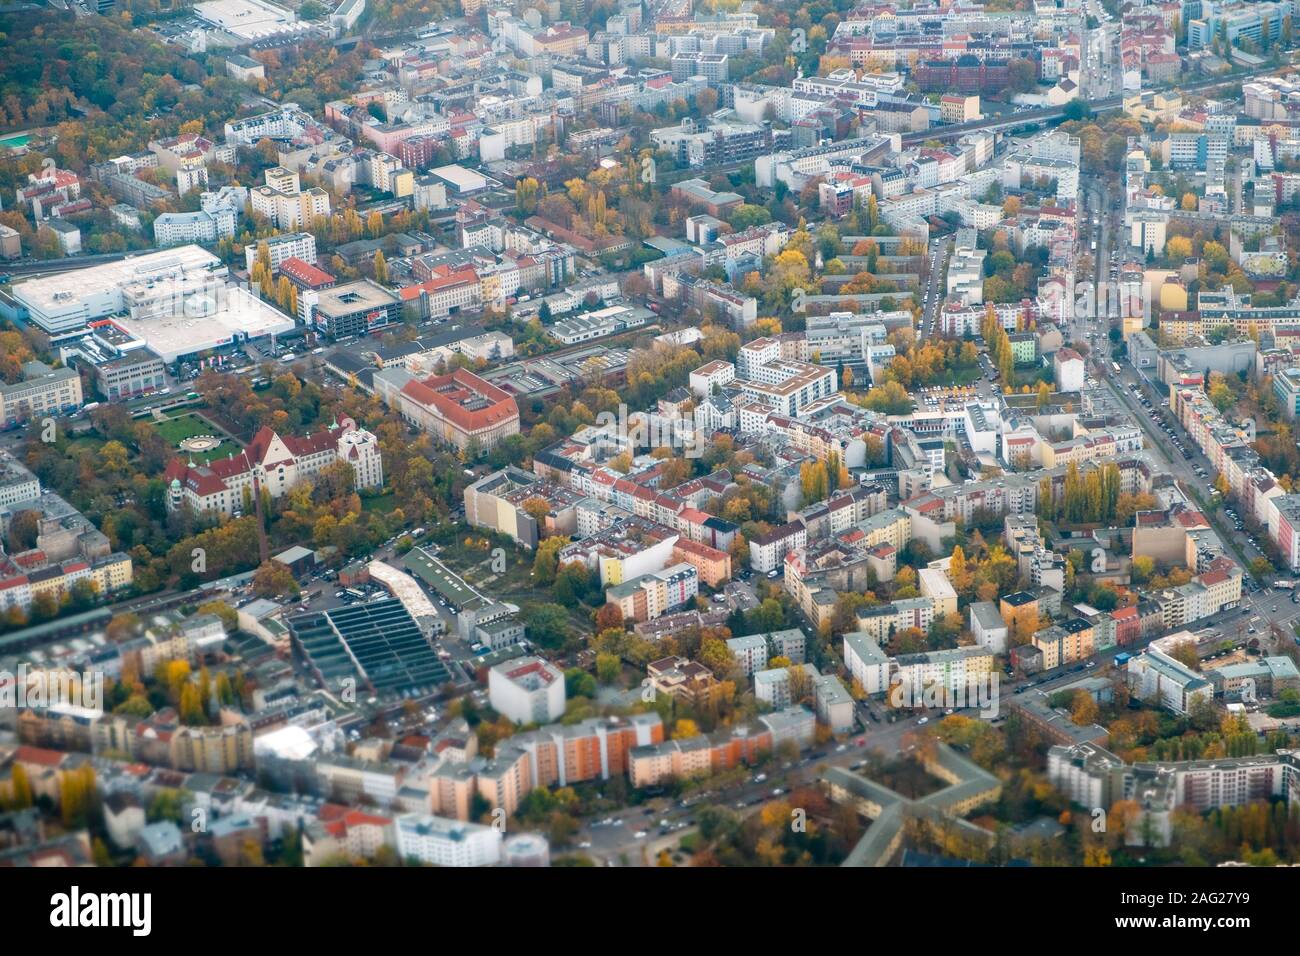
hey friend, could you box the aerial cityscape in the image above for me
[3,0,1300,883]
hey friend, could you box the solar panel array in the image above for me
[288,599,450,694]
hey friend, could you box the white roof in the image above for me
[367,559,439,622]
[113,285,294,364]
[252,724,318,761]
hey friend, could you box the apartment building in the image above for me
[0,362,83,428]
[627,707,814,787]
[429,714,665,820]
[394,814,501,866]
[250,166,331,230]
[245,232,318,273]
[748,521,807,574]
[605,563,699,623]
[153,210,234,247]
[488,656,566,725]
[892,646,995,696]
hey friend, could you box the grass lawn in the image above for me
[1010,365,1052,389]
[150,413,241,464]
[361,492,398,513]
[65,434,104,454]
[436,531,595,628]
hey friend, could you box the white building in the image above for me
[689,360,736,398]
[245,231,318,272]
[814,674,854,732]
[726,634,770,677]
[488,656,566,725]
[1126,639,1213,715]
[1047,743,1125,809]
[969,601,1009,654]
[842,631,891,695]
[893,645,994,696]
[165,421,382,517]
[748,522,806,573]
[250,166,330,230]
[12,244,227,335]
[394,814,501,866]
[754,663,819,709]
[154,210,231,247]
[1053,347,1086,392]
[918,567,958,617]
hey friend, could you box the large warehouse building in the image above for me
[12,245,294,363]
[286,599,451,697]
[13,245,227,335]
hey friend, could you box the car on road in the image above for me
[917,717,929,725]
[633,831,647,839]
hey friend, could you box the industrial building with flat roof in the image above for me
[287,598,451,697]
[112,285,295,364]
[311,279,402,338]
[12,245,228,335]
[193,0,315,43]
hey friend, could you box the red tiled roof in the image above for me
[16,745,65,767]
[280,257,336,289]
[399,368,518,433]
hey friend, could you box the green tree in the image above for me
[596,652,621,685]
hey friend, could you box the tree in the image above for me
[522,603,571,650]
[532,537,566,585]
[252,561,299,599]
[5,763,33,810]
[373,250,389,284]
[1006,58,1039,94]
[565,668,596,699]
[553,561,592,607]
[1207,372,1234,412]
[949,544,973,595]
[1062,99,1091,122]
[699,638,736,679]
[1166,235,1193,261]
[595,652,621,684]
[1070,690,1100,726]
[516,176,543,214]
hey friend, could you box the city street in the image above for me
[1076,170,1299,643]
[920,237,952,339]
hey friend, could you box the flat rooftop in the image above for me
[113,285,294,363]
[315,279,400,317]
[13,245,225,315]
